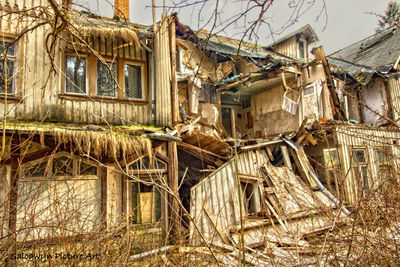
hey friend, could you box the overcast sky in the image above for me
[77,0,392,54]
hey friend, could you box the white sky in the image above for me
[76,0,391,54]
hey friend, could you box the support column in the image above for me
[167,141,179,242]
[6,134,20,267]
[100,166,107,229]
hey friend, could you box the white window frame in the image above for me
[64,54,89,96]
[123,61,145,101]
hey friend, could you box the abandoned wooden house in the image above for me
[0,0,399,258]
[0,0,185,244]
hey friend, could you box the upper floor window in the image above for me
[65,55,87,94]
[124,63,144,100]
[298,40,305,59]
[97,60,117,97]
[0,40,17,94]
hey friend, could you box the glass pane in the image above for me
[24,161,50,178]
[299,40,305,58]
[78,160,97,175]
[324,149,339,167]
[0,60,14,93]
[303,85,314,96]
[125,64,142,99]
[65,55,86,94]
[377,150,390,166]
[129,156,167,170]
[131,183,138,224]
[0,41,15,56]
[154,186,161,221]
[53,156,74,176]
[97,61,116,97]
[352,149,366,163]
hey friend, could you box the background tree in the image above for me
[376,1,400,32]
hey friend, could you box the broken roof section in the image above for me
[328,25,400,84]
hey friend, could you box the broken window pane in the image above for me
[130,182,161,224]
[124,64,142,99]
[53,156,74,176]
[323,149,339,167]
[65,55,86,94]
[97,60,116,97]
[352,149,367,164]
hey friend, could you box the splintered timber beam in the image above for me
[167,141,180,241]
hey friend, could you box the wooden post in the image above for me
[167,141,179,242]
[280,145,293,171]
[101,166,107,229]
[6,134,20,267]
[169,17,179,124]
[311,46,345,120]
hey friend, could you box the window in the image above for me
[0,40,17,94]
[298,40,305,59]
[351,148,370,195]
[130,182,161,224]
[62,52,148,102]
[22,153,98,179]
[323,148,343,198]
[97,60,117,97]
[65,55,87,94]
[376,148,394,186]
[124,64,143,99]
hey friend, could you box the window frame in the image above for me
[96,58,118,98]
[123,61,145,101]
[350,147,371,196]
[128,180,162,225]
[21,152,99,181]
[61,51,149,104]
[0,37,18,96]
[63,53,89,96]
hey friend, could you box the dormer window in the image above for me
[299,40,305,59]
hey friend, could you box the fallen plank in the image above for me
[129,245,173,260]
[239,139,283,152]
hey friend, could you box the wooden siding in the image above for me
[0,0,166,126]
[189,150,268,245]
[334,125,400,203]
[388,77,400,122]
[274,38,298,59]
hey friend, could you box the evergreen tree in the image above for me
[377,1,400,32]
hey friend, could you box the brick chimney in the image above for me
[114,0,130,20]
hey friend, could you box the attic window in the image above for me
[0,40,17,94]
[298,40,305,59]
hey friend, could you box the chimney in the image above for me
[114,0,130,20]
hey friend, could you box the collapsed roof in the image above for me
[328,25,400,84]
